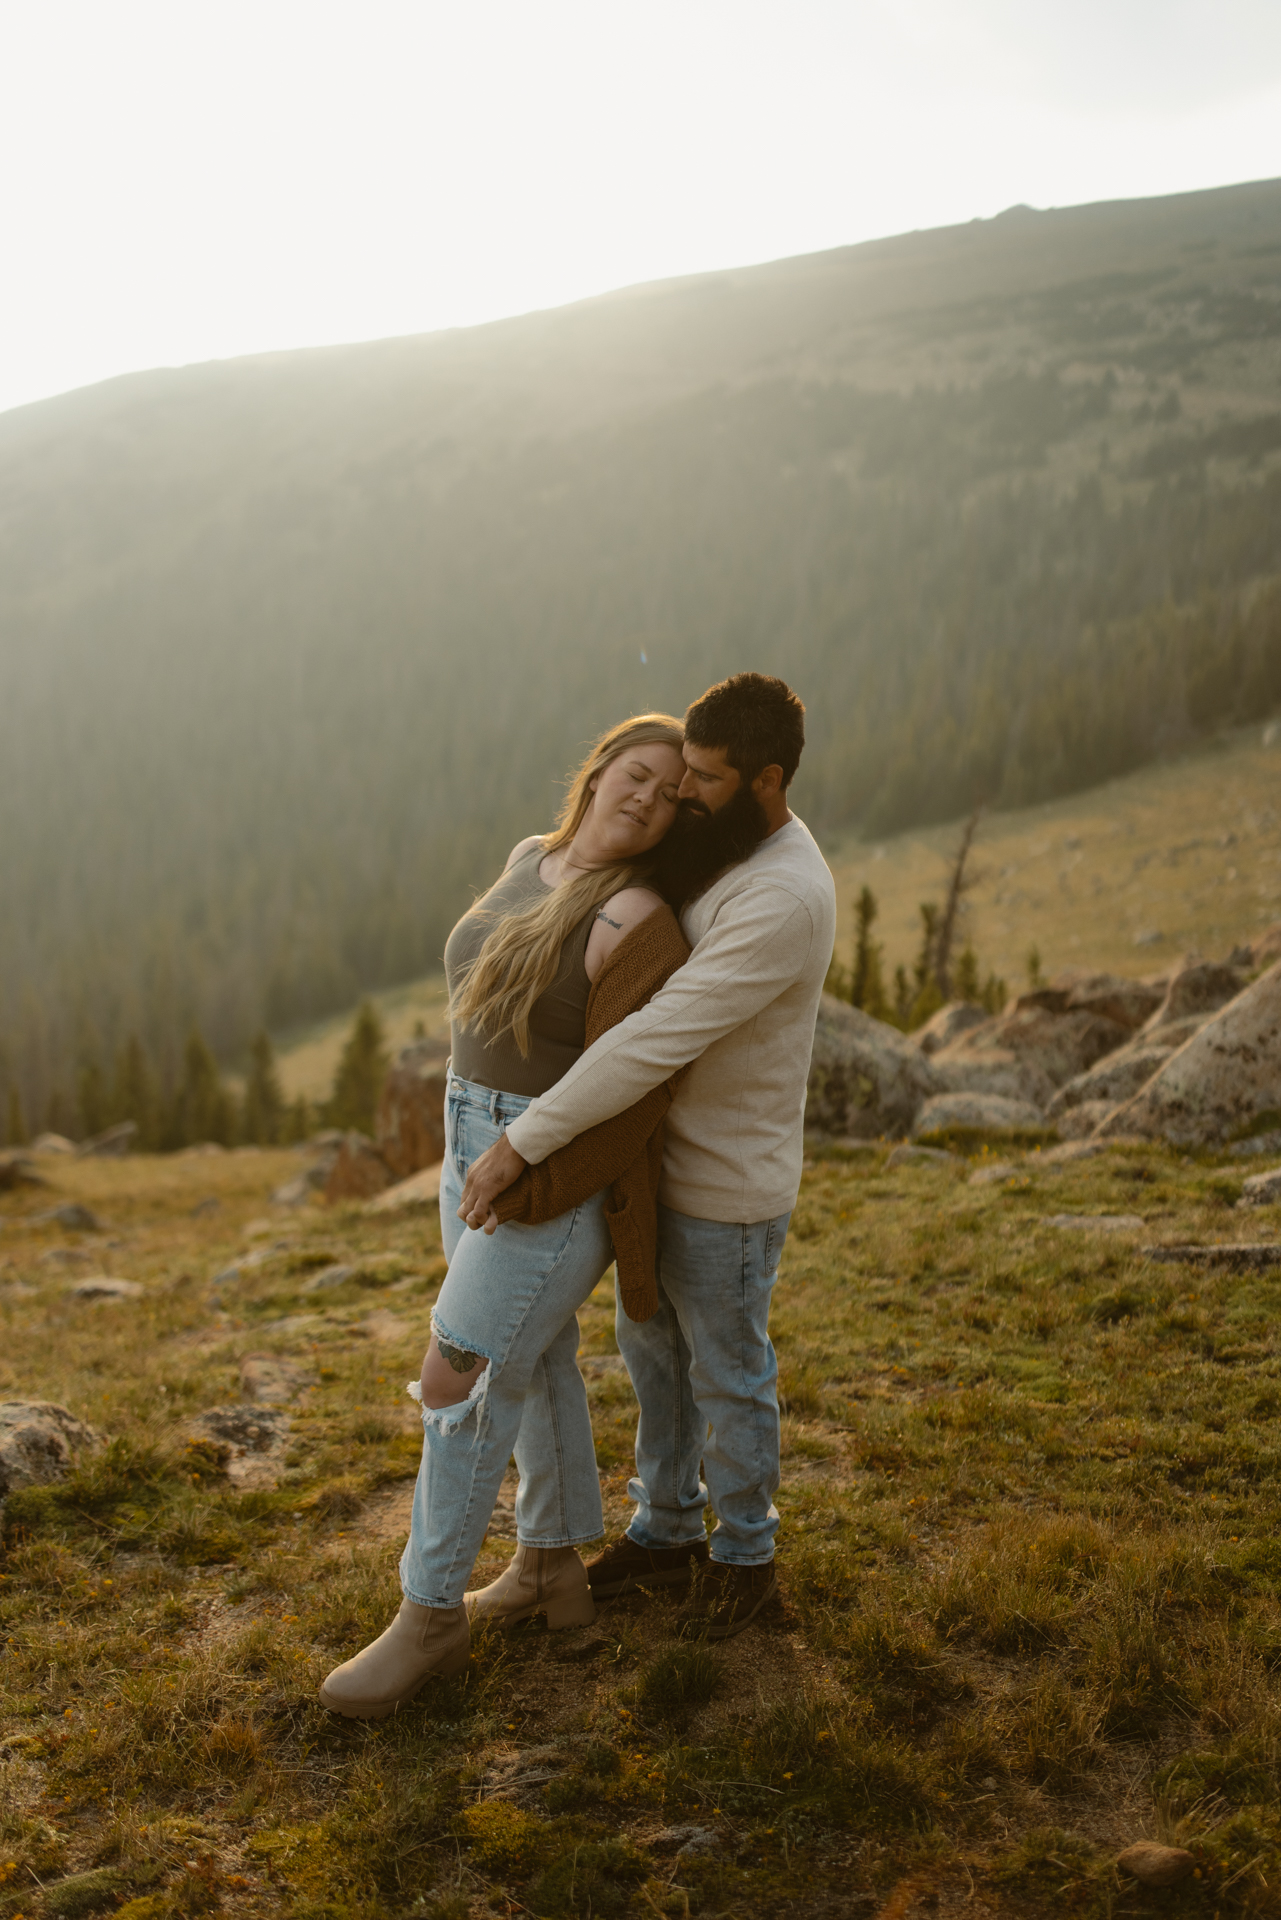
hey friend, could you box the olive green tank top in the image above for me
[444,841,594,1097]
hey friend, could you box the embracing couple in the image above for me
[320,672,836,1719]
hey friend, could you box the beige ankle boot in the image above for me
[465,1543,597,1630]
[318,1597,469,1719]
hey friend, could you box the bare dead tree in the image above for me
[934,804,983,1001]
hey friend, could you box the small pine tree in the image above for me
[328,1000,388,1136]
[850,887,888,1015]
[913,903,940,998]
[982,972,1008,1014]
[114,1035,157,1149]
[954,945,981,1004]
[171,1029,235,1147]
[824,954,852,1001]
[893,964,913,1029]
[1025,944,1045,991]
[862,941,889,1021]
[6,1086,26,1146]
[285,1095,312,1144]
[241,1031,285,1145]
[903,901,944,1028]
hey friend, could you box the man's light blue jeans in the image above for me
[399,1072,614,1609]
[616,1202,791,1568]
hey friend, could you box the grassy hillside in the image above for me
[3,177,1281,1127]
[828,722,1281,993]
[3,1120,1281,1913]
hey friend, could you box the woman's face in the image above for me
[586,741,686,858]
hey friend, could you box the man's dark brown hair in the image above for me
[684,672,806,789]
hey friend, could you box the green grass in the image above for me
[3,1138,1281,1915]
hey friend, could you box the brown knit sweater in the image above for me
[489,904,691,1321]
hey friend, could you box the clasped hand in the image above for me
[456,1134,527,1233]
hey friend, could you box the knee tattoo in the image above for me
[438,1339,483,1374]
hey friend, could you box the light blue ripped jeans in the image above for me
[617,1203,791,1567]
[398,1071,615,1609]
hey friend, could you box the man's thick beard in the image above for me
[649,784,772,909]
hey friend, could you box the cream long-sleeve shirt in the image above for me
[504,814,836,1223]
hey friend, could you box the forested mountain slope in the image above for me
[3,177,1281,1125]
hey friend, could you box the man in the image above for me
[458,672,836,1639]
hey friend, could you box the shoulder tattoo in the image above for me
[596,910,624,930]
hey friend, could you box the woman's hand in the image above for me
[458,1135,527,1231]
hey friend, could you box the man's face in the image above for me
[678,742,742,815]
[650,738,771,903]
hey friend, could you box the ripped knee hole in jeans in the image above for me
[406,1313,493,1435]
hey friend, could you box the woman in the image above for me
[320,715,692,1719]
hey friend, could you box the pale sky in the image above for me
[2,0,1280,418]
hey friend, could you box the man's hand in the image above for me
[457,1134,527,1233]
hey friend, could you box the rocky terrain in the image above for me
[808,928,1281,1156]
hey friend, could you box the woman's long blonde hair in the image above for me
[450,713,685,1058]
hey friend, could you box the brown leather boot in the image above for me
[465,1543,596,1629]
[318,1597,469,1718]
[678,1561,778,1641]
[585,1533,709,1599]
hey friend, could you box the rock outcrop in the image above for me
[929,1041,1057,1111]
[932,1005,1127,1111]
[272,1131,344,1206]
[39,1202,103,1232]
[1143,1241,1281,1271]
[1116,1844,1194,1887]
[1046,1211,1144,1232]
[1241,1166,1281,1207]
[806,995,941,1138]
[0,1401,98,1497]
[1049,970,1164,1030]
[67,1277,144,1300]
[913,1091,1047,1138]
[377,1036,450,1178]
[913,1002,990,1055]
[886,1142,958,1167]
[271,1169,322,1207]
[0,1153,46,1191]
[30,1132,76,1154]
[1098,959,1281,1144]
[1142,957,1247,1034]
[76,1121,138,1158]
[811,938,1279,1147]
[186,1406,291,1489]
[302,1262,357,1292]
[367,1161,445,1213]
[1229,1128,1281,1156]
[1055,1099,1122,1140]
[1047,1045,1174,1117]
[325,1131,393,1201]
